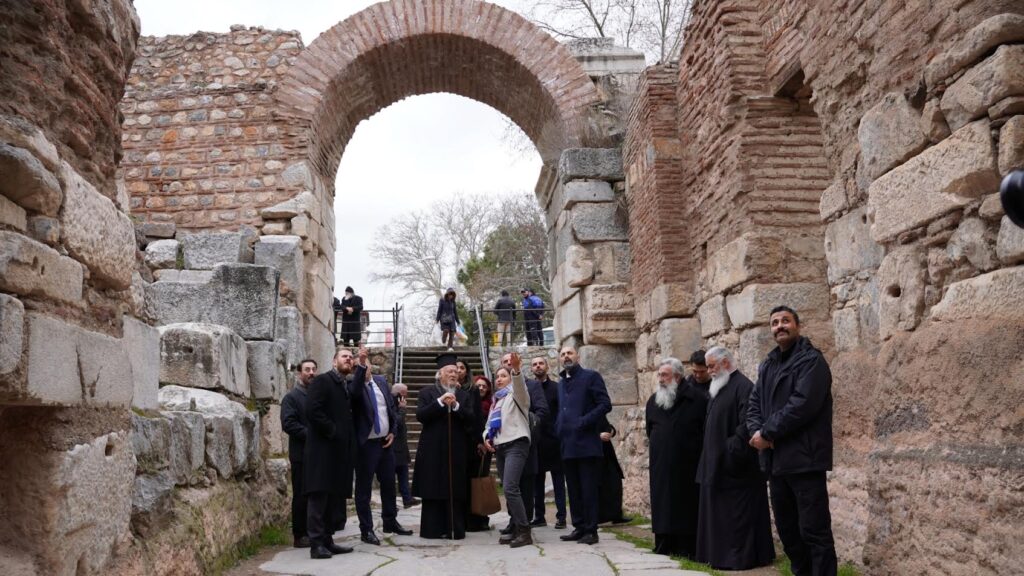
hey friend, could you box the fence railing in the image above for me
[333,304,405,384]
[476,305,555,361]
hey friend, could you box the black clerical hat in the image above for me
[435,353,458,369]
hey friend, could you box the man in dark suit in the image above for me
[556,346,612,545]
[526,356,564,528]
[339,287,364,346]
[281,358,317,548]
[348,350,412,544]
[305,348,360,559]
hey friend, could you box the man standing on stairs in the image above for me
[348,349,413,545]
[339,286,363,346]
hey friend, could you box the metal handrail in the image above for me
[477,307,554,354]
[394,303,405,385]
[474,304,492,382]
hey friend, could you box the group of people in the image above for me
[280,304,838,576]
[493,287,547,346]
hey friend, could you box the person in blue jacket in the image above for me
[520,288,545,346]
[555,345,612,545]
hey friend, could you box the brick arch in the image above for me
[276,0,603,179]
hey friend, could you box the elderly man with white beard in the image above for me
[695,346,775,570]
[645,357,707,558]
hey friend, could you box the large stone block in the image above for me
[930,265,1024,321]
[76,326,134,406]
[131,414,171,473]
[726,283,830,329]
[649,281,694,321]
[275,306,306,371]
[304,315,336,371]
[247,340,287,400]
[878,245,927,340]
[0,230,83,305]
[947,217,997,271]
[124,317,160,411]
[255,235,303,303]
[825,207,885,282]
[0,193,27,231]
[144,239,180,269]
[656,318,701,362]
[578,344,637,405]
[260,191,316,220]
[556,291,583,341]
[593,241,631,284]
[570,202,628,242]
[705,233,764,294]
[166,411,206,484]
[925,14,1024,89]
[565,244,595,288]
[559,180,616,211]
[0,113,60,171]
[559,148,624,182]
[59,162,136,289]
[698,295,729,337]
[738,326,775,379]
[261,404,286,456]
[180,232,254,270]
[158,323,250,397]
[997,216,1024,264]
[941,45,1024,131]
[0,142,62,216]
[0,294,24,378]
[868,120,1001,243]
[833,306,861,352]
[582,283,638,344]
[999,114,1024,175]
[130,471,175,538]
[158,385,261,478]
[857,92,929,187]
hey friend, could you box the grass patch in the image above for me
[603,525,724,576]
[774,556,861,576]
[209,523,290,574]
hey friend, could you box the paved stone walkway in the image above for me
[244,504,707,576]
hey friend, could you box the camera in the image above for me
[1002,170,1024,229]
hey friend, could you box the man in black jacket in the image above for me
[747,306,837,576]
[339,287,363,346]
[494,290,517,347]
[281,359,317,548]
[527,356,567,529]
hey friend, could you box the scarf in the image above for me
[486,386,512,440]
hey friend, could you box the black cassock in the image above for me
[645,383,707,558]
[597,417,627,523]
[695,371,775,570]
[412,384,473,539]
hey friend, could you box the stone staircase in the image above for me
[399,347,486,467]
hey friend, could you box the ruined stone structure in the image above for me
[2,0,1024,574]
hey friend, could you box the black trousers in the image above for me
[769,471,838,576]
[289,460,307,538]
[355,439,398,534]
[534,467,566,522]
[525,318,543,345]
[564,457,601,535]
[307,491,343,547]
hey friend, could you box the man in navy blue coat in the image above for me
[556,346,612,545]
[347,347,412,544]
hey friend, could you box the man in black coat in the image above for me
[527,356,567,529]
[748,306,837,576]
[339,287,363,346]
[556,346,612,545]
[696,347,774,570]
[494,290,517,347]
[390,383,418,508]
[305,348,361,559]
[281,358,317,548]
[347,353,412,544]
[645,357,707,559]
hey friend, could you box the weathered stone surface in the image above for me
[930,265,1024,321]
[559,148,624,182]
[275,306,306,371]
[76,326,134,406]
[578,344,637,405]
[290,214,310,238]
[59,162,136,288]
[819,180,849,222]
[979,193,1005,221]
[153,269,213,283]
[648,281,694,321]
[166,411,206,484]
[158,385,261,478]
[868,120,1001,242]
[261,404,286,457]
[738,326,774,379]
[857,92,929,187]
[920,99,951,143]
[131,414,171,473]
[246,340,287,400]
[941,45,1024,132]
[926,14,1024,89]
[140,221,176,239]
[159,323,250,397]
[656,318,701,361]
[989,95,1024,120]
[878,245,927,340]
[0,143,62,216]
[130,471,175,537]
[180,232,254,270]
[582,283,638,344]
[145,239,180,270]
[593,241,631,284]
[26,215,59,246]
[571,202,628,242]
[0,194,27,231]
[565,244,595,287]
[705,233,762,294]
[726,283,830,329]
[260,190,315,220]
[255,235,303,302]
[996,216,1024,264]
[556,291,583,341]
[947,217,997,271]
[559,180,616,212]
[999,114,1024,175]
[124,317,160,411]
[825,207,885,282]
[0,113,60,171]
[0,231,83,305]
[833,306,861,352]
[0,294,24,378]
[698,295,729,337]
[262,222,289,235]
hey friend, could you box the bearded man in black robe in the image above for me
[695,346,775,570]
[412,353,474,539]
[645,356,707,559]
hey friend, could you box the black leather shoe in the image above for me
[325,542,353,554]
[529,517,547,527]
[293,536,311,548]
[554,519,567,529]
[361,531,381,545]
[403,498,421,509]
[500,523,514,535]
[560,529,584,541]
[577,532,599,545]
[510,526,533,548]
[383,522,413,536]
[499,525,518,545]
[310,545,332,559]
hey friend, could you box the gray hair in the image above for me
[391,383,408,395]
[705,346,735,366]
[659,357,686,380]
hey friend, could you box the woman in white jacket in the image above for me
[483,352,532,547]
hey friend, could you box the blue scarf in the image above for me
[486,386,512,440]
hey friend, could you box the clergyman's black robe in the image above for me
[645,382,707,558]
[695,371,775,570]
[412,384,473,539]
[597,417,626,523]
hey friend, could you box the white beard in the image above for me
[654,382,678,409]
[709,371,732,399]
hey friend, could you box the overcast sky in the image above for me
[134,0,544,338]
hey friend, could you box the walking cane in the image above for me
[447,402,454,540]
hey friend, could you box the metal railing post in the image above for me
[474,303,492,381]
